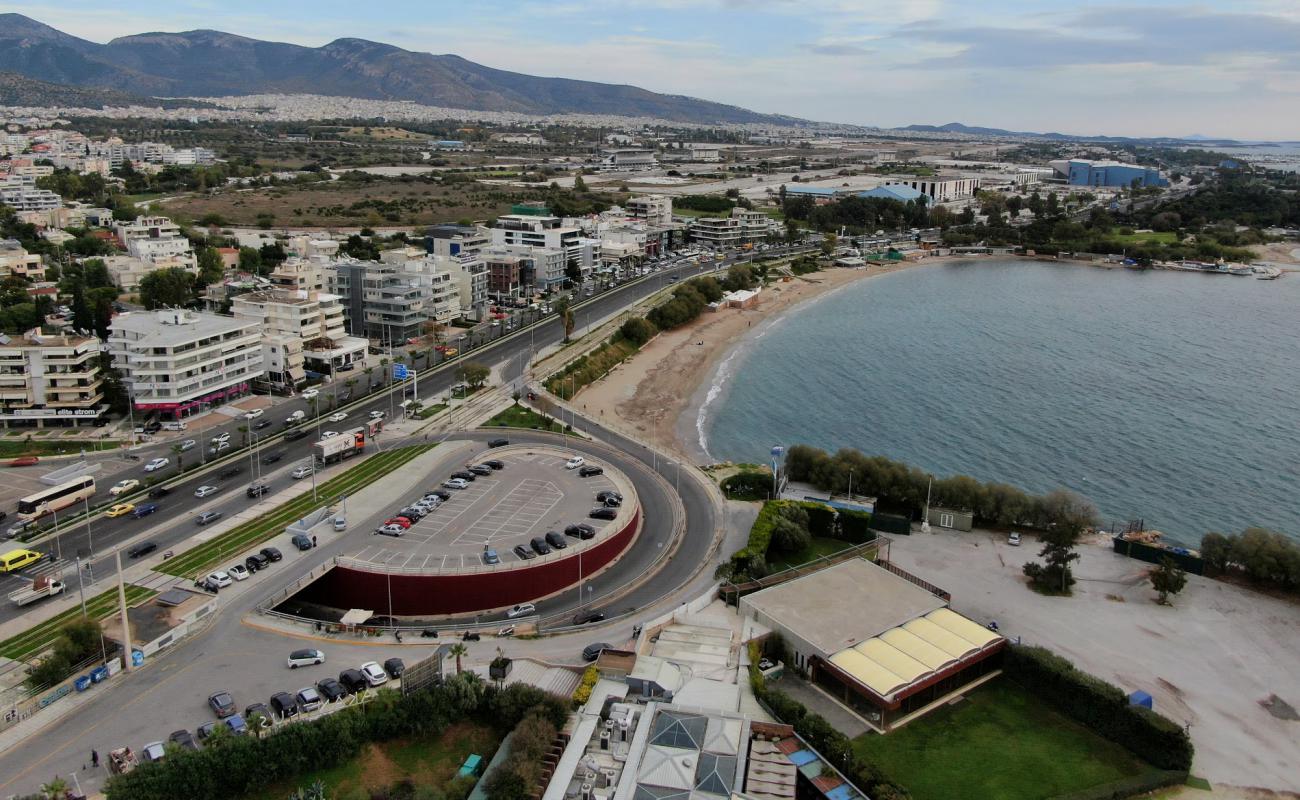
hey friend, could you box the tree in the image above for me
[573,172,588,192]
[196,246,225,286]
[564,260,583,287]
[554,297,574,342]
[237,424,249,448]
[456,361,490,389]
[820,232,837,256]
[139,267,196,310]
[449,643,468,675]
[237,247,262,274]
[1150,557,1187,605]
[771,517,811,554]
[171,442,187,473]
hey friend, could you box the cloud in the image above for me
[799,41,874,57]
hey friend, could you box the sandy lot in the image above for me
[887,529,1300,793]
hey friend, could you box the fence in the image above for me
[878,559,952,602]
[720,539,886,605]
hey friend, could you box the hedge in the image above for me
[792,500,837,539]
[571,665,599,708]
[1003,645,1194,772]
[720,470,770,501]
[838,509,875,543]
[105,676,568,800]
[1046,770,1189,800]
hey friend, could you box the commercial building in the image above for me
[739,558,1005,732]
[0,333,105,428]
[599,148,658,172]
[231,289,367,390]
[108,309,264,418]
[0,239,46,281]
[857,185,930,204]
[1049,159,1167,188]
[885,178,982,202]
[489,215,597,288]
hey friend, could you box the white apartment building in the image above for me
[102,255,198,291]
[108,309,264,419]
[490,216,598,288]
[599,148,658,172]
[0,333,105,428]
[389,255,464,325]
[116,216,197,268]
[0,177,62,212]
[231,289,367,388]
[426,224,491,260]
[326,260,429,342]
[689,208,776,247]
[284,236,340,260]
[269,257,329,293]
[0,239,46,281]
[626,195,673,226]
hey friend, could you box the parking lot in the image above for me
[345,447,633,571]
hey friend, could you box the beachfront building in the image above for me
[0,332,106,429]
[326,260,427,343]
[108,309,264,419]
[689,208,777,247]
[489,215,598,288]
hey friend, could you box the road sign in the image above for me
[393,364,409,380]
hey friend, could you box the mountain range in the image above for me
[0,14,793,125]
[899,121,1271,146]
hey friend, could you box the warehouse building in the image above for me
[1049,159,1167,188]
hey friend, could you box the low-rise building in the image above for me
[0,332,105,429]
[0,239,46,281]
[231,289,367,390]
[101,255,198,292]
[116,216,196,268]
[690,208,776,247]
[885,178,982,202]
[108,309,264,419]
[599,148,658,172]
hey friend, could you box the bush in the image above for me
[571,665,599,708]
[771,517,811,554]
[838,510,875,543]
[618,316,657,347]
[1003,645,1193,771]
[719,470,770,501]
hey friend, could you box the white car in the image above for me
[328,412,348,423]
[211,432,231,445]
[144,457,169,472]
[369,410,385,419]
[320,431,338,439]
[194,485,219,498]
[1008,532,1022,547]
[243,408,264,420]
[211,441,231,454]
[141,741,166,763]
[442,478,469,490]
[287,648,325,669]
[291,465,314,479]
[506,603,536,619]
[376,523,406,536]
[300,388,320,400]
[564,456,585,470]
[359,661,389,687]
[178,439,196,452]
[109,479,139,496]
[207,571,233,589]
[228,564,250,581]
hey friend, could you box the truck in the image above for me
[284,410,305,425]
[7,576,63,606]
[108,746,138,775]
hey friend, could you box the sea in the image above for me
[697,260,1300,546]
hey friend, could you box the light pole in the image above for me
[82,496,94,559]
[75,555,88,617]
[51,506,62,561]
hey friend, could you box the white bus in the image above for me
[17,476,97,521]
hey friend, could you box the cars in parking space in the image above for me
[530,537,551,556]
[450,470,476,482]
[178,439,196,452]
[360,661,389,687]
[488,438,509,448]
[397,507,424,521]
[565,523,596,540]
[301,388,319,400]
[291,464,314,479]
[144,457,169,472]
[218,466,242,480]
[384,516,413,529]
[316,677,347,702]
[327,412,348,423]
[195,510,223,526]
[270,691,298,720]
[545,531,568,550]
[589,506,618,521]
[573,609,606,626]
[224,713,248,736]
[245,552,270,572]
[243,408,264,420]
[485,459,505,470]
[196,721,219,741]
[384,658,405,678]
[579,465,604,477]
[208,690,237,718]
[296,686,323,712]
[467,464,493,476]
[443,478,469,490]
[211,441,231,454]
[105,503,135,518]
[506,603,536,619]
[261,546,283,562]
[596,490,623,504]
[246,482,270,498]
[582,642,611,662]
[377,523,405,537]
[169,729,199,751]
[564,456,585,470]
[338,669,368,694]
[148,485,171,498]
[142,741,166,762]
[482,547,500,565]
[228,564,249,581]
[127,541,158,559]
[429,489,452,501]
[244,702,271,726]
[194,485,218,498]
[291,533,314,551]
[207,571,233,589]
[513,544,536,561]
[1008,532,1022,546]
[109,479,139,496]
[133,503,159,519]
[601,495,622,508]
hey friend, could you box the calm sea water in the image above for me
[698,260,1300,545]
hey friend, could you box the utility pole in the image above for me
[82,496,94,558]
[115,550,133,673]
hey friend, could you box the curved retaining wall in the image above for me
[292,507,641,616]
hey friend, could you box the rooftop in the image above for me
[740,558,945,657]
[110,309,259,345]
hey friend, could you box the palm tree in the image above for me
[307,397,318,419]
[40,776,70,800]
[346,378,358,397]
[449,642,468,675]
[554,296,574,342]
[237,424,249,448]
[364,365,375,390]
[171,442,186,473]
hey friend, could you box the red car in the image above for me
[384,517,413,529]
[8,456,39,467]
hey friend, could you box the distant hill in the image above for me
[899,121,1251,146]
[0,14,798,125]
[0,71,211,109]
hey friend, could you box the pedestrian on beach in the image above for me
[91,750,99,768]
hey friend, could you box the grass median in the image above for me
[159,444,435,580]
[0,585,156,661]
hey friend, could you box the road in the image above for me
[1,245,810,624]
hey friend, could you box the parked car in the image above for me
[244,703,272,728]
[488,438,509,448]
[196,721,219,741]
[572,610,606,626]
[338,669,368,694]
[579,465,604,477]
[384,517,413,529]
[316,677,347,702]
[468,464,493,476]
[530,537,552,556]
[208,691,237,718]
[429,489,452,501]
[261,546,283,562]
[194,485,219,498]
[1008,532,1022,547]
[245,552,270,572]
[397,507,424,521]
[513,544,536,561]
[589,507,618,521]
[602,495,622,508]
[207,571,233,589]
[169,729,199,751]
[482,547,500,565]
[127,541,158,559]
[228,564,250,581]
[376,524,405,537]
[565,523,596,540]
[144,457,169,472]
[109,479,139,496]
[564,456,585,470]
[442,478,469,490]
[450,471,477,482]
[269,691,298,720]
[383,658,405,678]
[132,503,160,519]
[141,741,166,763]
[296,687,323,713]
[485,459,505,470]
[291,533,314,551]
[596,490,623,504]
[506,603,536,619]
[224,713,248,736]
[582,642,611,662]
[195,510,223,526]
[545,531,568,550]
[359,662,389,687]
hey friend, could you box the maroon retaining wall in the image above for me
[293,508,641,616]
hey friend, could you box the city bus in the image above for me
[17,476,97,521]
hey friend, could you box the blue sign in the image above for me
[131,650,145,667]
[393,365,409,380]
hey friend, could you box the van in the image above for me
[333,516,346,532]
[162,421,187,432]
[1,548,44,572]
[285,410,305,425]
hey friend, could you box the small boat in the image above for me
[1228,264,1253,276]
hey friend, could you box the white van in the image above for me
[285,410,305,425]
[162,421,187,432]
[333,516,346,532]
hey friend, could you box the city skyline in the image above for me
[2,0,1297,140]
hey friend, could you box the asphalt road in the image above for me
[1,245,810,624]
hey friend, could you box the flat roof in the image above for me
[110,310,258,345]
[741,559,945,657]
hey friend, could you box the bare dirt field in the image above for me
[887,529,1300,793]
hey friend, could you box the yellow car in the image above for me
[105,503,136,518]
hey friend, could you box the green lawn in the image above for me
[768,537,852,571]
[1108,230,1180,245]
[244,721,498,800]
[854,678,1159,800]
[0,585,156,661]
[483,403,564,432]
[0,439,122,458]
[416,403,450,419]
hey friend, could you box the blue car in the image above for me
[133,503,159,518]
[224,712,248,736]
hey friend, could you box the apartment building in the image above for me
[0,333,105,428]
[0,239,46,281]
[231,289,367,389]
[0,177,62,213]
[484,251,531,300]
[108,309,264,418]
[689,208,776,247]
[626,195,674,226]
[101,255,197,291]
[326,261,427,343]
[116,216,197,268]
[390,255,464,325]
[269,257,328,293]
[426,224,490,260]
[489,216,598,288]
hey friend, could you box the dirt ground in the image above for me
[886,529,1300,794]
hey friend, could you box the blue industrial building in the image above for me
[1051,159,1167,188]
[856,185,930,204]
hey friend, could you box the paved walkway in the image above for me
[773,675,870,738]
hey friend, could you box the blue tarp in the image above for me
[826,783,863,800]
[1129,690,1153,709]
[788,749,818,767]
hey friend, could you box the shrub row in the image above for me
[721,500,876,581]
[571,665,599,708]
[105,675,568,800]
[545,335,643,400]
[719,470,771,501]
[1003,645,1194,771]
[1046,770,1188,800]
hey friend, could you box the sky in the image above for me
[5,0,1299,140]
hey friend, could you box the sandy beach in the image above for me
[576,257,941,461]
